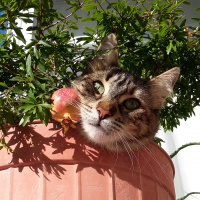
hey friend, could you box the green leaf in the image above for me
[25,40,37,49]
[26,54,33,80]
[38,40,52,47]
[154,137,165,146]
[20,94,37,104]
[39,104,53,108]
[44,109,51,126]
[18,13,36,18]
[0,124,7,136]
[172,43,177,52]
[37,62,46,72]
[81,17,93,22]
[20,97,35,104]
[11,85,24,94]
[20,98,34,104]
[33,107,36,114]
[36,108,44,122]
[73,13,81,20]
[10,76,25,82]
[40,83,46,91]
[37,104,43,112]
[92,12,103,20]
[19,104,35,112]
[14,28,26,44]
[82,2,97,11]
[0,82,8,88]
[180,19,186,27]
[166,40,173,55]
[27,93,37,103]
[83,0,93,2]
[3,110,15,125]
[176,0,187,6]
[19,17,33,23]
[182,1,191,5]
[19,115,30,126]
[34,46,39,59]
[1,138,6,148]
[28,83,35,89]
[10,22,26,44]
[26,26,38,31]
[194,7,200,12]
[191,18,200,23]
[84,26,96,33]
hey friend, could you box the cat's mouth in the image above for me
[88,122,109,135]
[81,118,117,145]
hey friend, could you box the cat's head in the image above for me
[73,34,180,152]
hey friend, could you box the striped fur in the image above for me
[73,34,180,152]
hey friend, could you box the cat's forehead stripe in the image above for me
[105,68,124,81]
[107,71,137,95]
[116,73,132,88]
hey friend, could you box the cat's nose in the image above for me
[97,107,111,120]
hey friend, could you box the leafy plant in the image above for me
[0,0,199,147]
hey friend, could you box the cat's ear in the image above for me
[148,67,180,109]
[97,33,118,66]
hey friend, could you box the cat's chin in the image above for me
[80,121,114,146]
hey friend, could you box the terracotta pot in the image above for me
[0,121,175,200]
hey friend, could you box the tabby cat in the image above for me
[73,33,180,152]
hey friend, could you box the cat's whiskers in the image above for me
[56,89,95,119]
[60,88,91,111]
[113,132,119,167]
[117,132,134,169]
[121,131,170,191]
[124,129,170,182]
[120,132,144,175]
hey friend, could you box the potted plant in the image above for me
[0,0,200,199]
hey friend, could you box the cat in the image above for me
[73,33,180,152]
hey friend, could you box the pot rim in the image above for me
[1,120,175,177]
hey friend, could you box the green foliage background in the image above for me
[0,0,200,151]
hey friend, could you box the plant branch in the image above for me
[170,142,200,158]
[41,3,83,32]
[0,18,8,27]
[42,13,73,32]
[95,0,106,13]
[105,0,123,19]
[0,62,17,73]
[177,192,200,200]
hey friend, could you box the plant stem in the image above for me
[41,3,83,32]
[177,192,200,200]
[42,13,73,32]
[170,142,200,158]
[0,62,17,73]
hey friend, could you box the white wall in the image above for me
[157,107,200,200]
[14,8,35,46]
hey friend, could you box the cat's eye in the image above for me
[123,98,140,110]
[93,81,104,95]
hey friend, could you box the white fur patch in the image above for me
[80,108,119,145]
